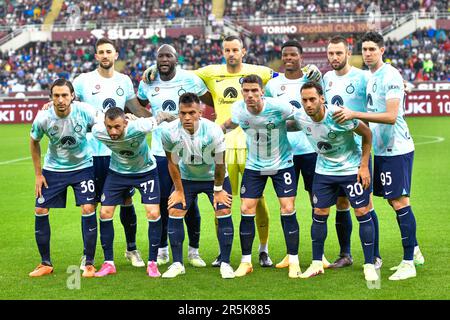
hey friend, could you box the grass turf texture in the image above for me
[0,117,449,300]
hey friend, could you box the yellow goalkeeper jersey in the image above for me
[195,63,275,149]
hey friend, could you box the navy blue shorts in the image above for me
[293,152,317,192]
[155,156,173,199]
[373,151,414,199]
[312,173,371,209]
[35,167,96,208]
[337,156,373,197]
[94,156,134,203]
[240,166,297,199]
[172,177,232,211]
[101,169,160,206]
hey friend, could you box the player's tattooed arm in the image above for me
[353,121,372,189]
[125,97,152,117]
[142,65,158,84]
[136,96,154,114]
[220,118,238,133]
[30,138,48,198]
[166,151,186,209]
[155,111,177,124]
[213,151,232,209]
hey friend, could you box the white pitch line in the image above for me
[414,135,445,146]
[0,156,31,165]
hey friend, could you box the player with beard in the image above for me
[29,79,98,278]
[72,38,151,271]
[136,44,214,268]
[333,31,424,280]
[92,107,175,278]
[322,35,382,269]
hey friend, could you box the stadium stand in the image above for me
[55,0,212,24]
[224,0,447,17]
[0,0,51,26]
[385,28,450,82]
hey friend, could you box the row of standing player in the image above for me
[29,35,298,278]
[140,33,424,281]
[29,32,423,281]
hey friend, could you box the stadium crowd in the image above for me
[0,0,51,26]
[56,0,212,24]
[224,0,447,17]
[385,28,450,82]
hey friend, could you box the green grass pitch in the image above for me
[0,117,449,300]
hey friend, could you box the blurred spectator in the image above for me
[56,0,212,24]
[0,0,51,26]
[224,0,448,17]
[385,28,449,82]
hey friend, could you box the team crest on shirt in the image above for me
[116,87,124,96]
[280,85,286,91]
[328,81,332,87]
[178,88,186,96]
[95,84,101,90]
[372,82,377,92]
[130,140,139,148]
[266,122,275,130]
[327,130,337,139]
[346,84,355,94]
[74,124,82,133]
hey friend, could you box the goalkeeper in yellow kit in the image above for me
[144,35,321,267]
